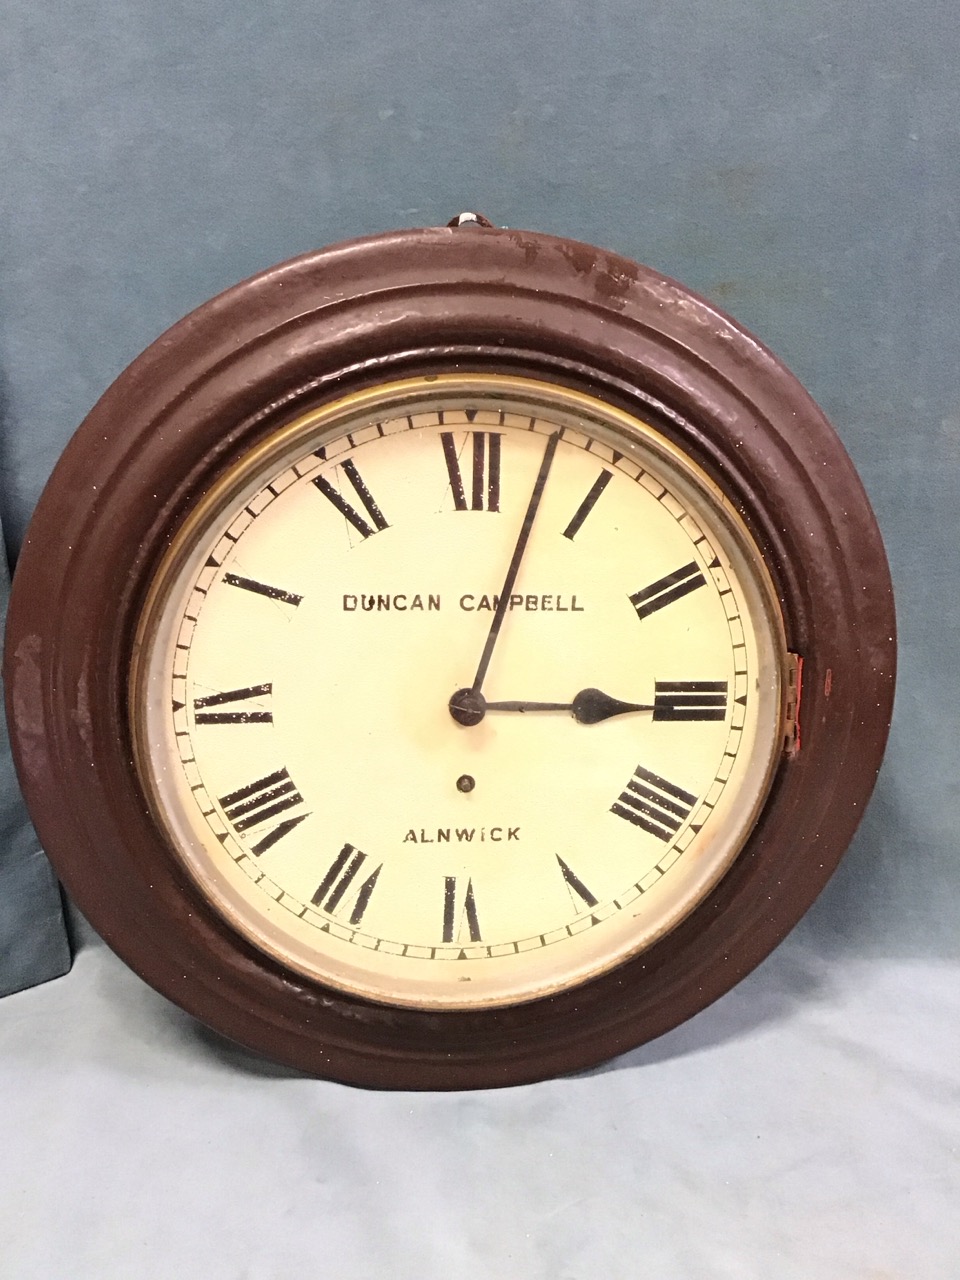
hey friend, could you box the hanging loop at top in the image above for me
[446,211,495,228]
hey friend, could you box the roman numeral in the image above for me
[312,844,382,925]
[442,876,481,942]
[440,431,501,511]
[611,765,697,840]
[313,458,389,539]
[222,573,303,606]
[193,683,273,724]
[653,681,729,722]
[629,561,707,620]
[218,767,309,855]
[556,855,598,908]
[562,470,613,539]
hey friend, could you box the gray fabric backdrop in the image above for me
[2,1,958,1275]
[0,517,70,995]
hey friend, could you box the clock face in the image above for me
[133,374,787,1008]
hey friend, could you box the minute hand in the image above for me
[469,431,561,694]
[485,688,655,725]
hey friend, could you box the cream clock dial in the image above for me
[134,375,786,1008]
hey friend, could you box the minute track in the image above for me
[158,383,770,1011]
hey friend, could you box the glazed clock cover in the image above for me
[0,512,70,996]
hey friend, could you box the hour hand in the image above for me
[448,686,655,726]
[488,688,654,724]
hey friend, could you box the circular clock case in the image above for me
[4,221,895,1089]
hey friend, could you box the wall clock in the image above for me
[3,215,895,1089]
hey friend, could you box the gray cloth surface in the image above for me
[2,0,959,1273]
[1,923,957,1278]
